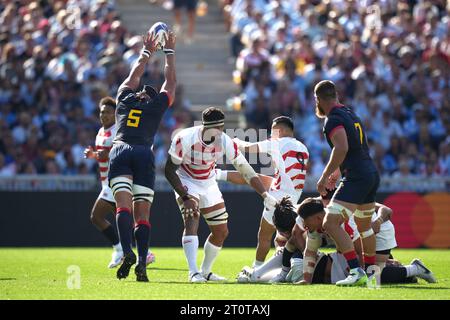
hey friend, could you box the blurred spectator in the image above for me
[173,0,203,44]
[226,0,450,177]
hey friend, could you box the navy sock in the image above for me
[343,251,360,270]
[116,207,133,255]
[134,220,150,266]
[101,224,119,246]
[381,266,409,284]
[282,247,295,268]
[292,249,303,259]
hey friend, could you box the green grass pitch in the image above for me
[0,248,449,300]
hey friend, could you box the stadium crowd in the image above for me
[1,0,449,182]
[224,0,450,177]
[0,0,194,177]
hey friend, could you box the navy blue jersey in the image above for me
[114,88,169,146]
[323,105,377,176]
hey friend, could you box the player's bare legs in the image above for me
[187,10,196,41]
[322,199,356,252]
[255,217,276,266]
[322,199,367,286]
[200,202,228,281]
[91,198,115,231]
[355,202,377,271]
[174,9,182,35]
[90,198,123,268]
[177,196,203,282]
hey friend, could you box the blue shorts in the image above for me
[333,171,380,205]
[174,0,197,11]
[108,143,155,190]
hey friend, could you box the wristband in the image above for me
[215,169,228,181]
[163,48,175,55]
[141,49,151,58]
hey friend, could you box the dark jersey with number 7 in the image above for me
[323,105,377,176]
[114,88,170,146]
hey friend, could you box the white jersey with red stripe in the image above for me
[95,124,117,186]
[257,137,309,199]
[168,126,240,183]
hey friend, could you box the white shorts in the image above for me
[175,176,223,209]
[98,184,115,204]
[262,190,300,226]
[376,220,397,252]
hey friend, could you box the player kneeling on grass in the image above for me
[237,197,305,284]
[294,198,436,285]
[165,107,277,283]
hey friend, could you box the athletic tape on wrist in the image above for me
[163,49,175,55]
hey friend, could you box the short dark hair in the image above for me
[273,196,297,233]
[297,197,324,220]
[314,80,337,101]
[272,116,294,131]
[202,107,225,124]
[99,96,116,109]
[143,85,158,99]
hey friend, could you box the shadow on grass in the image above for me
[382,285,450,290]
[0,278,16,281]
[148,267,189,272]
[147,280,274,285]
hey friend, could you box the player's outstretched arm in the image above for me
[229,154,277,209]
[233,138,260,153]
[165,156,188,198]
[118,33,158,93]
[215,169,273,188]
[160,31,176,105]
[317,128,348,196]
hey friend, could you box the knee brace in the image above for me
[360,228,375,239]
[132,184,154,203]
[325,202,353,220]
[203,208,228,226]
[354,209,375,219]
[110,177,133,196]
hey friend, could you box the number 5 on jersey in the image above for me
[354,122,363,144]
[127,109,142,127]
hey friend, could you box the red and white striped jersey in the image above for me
[168,126,241,181]
[95,124,117,185]
[257,137,309,197]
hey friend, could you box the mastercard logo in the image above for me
[383,192,450,248]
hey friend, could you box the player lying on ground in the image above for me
[84,97,155,268]
[165,107,277,283]
[231,116,309,268]
[315,80,381,286]
[108,30,176,282]
[236,195,360,284]
[290,197,435,285]
[238,197,436,285]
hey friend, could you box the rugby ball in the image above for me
[148,22,169,49]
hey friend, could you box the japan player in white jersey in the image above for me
[165,107,277,283]
[218,116,309,268]
[84,97,123,268]
[84,97,156,268]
